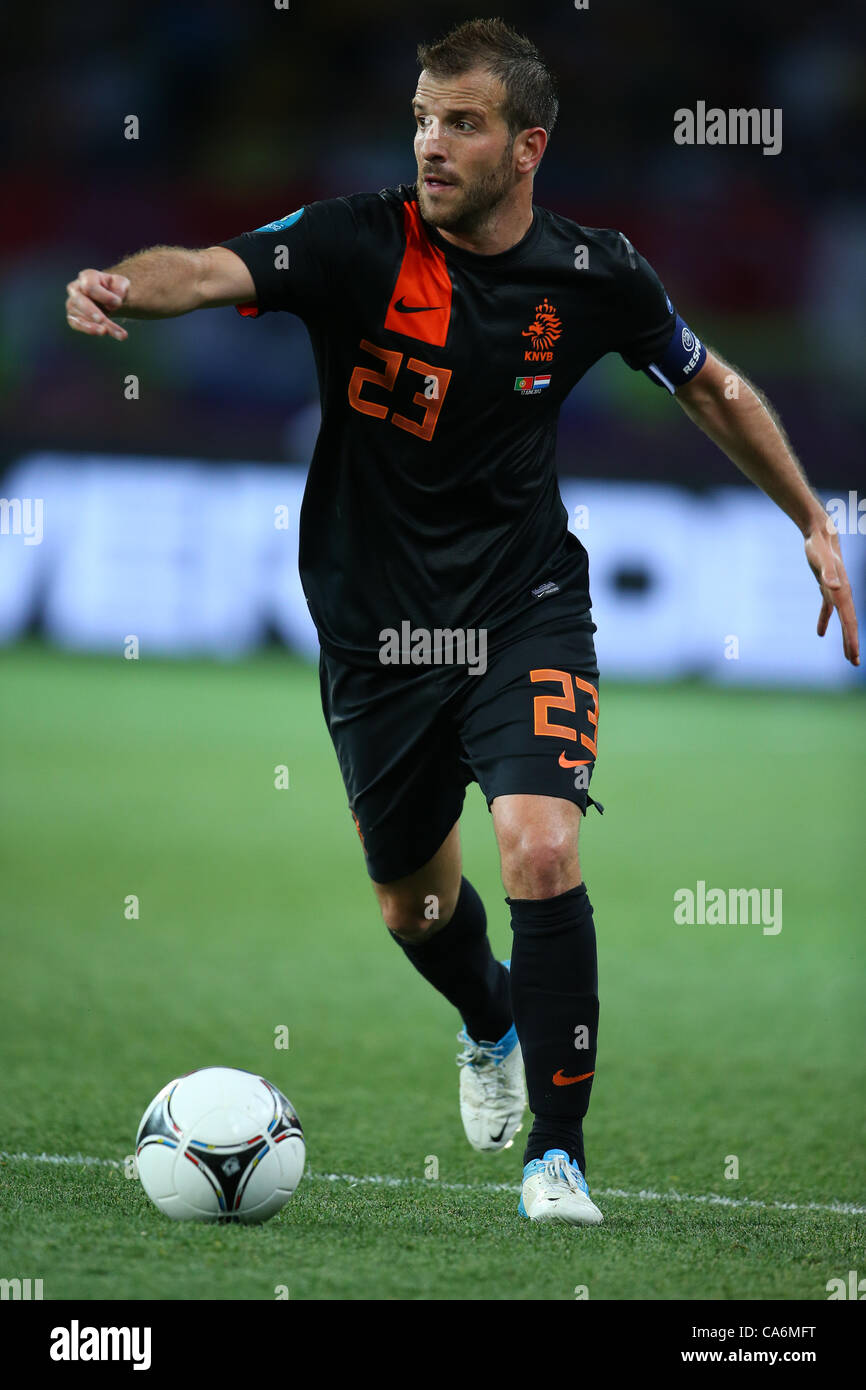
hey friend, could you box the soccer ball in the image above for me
[135,1066,305,1223]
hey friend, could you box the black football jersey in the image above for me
[222,183,684,668]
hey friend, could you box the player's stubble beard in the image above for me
[418,136,517,239]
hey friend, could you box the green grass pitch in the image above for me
[1,643,863,1300]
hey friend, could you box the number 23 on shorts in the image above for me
[529,668,598,763]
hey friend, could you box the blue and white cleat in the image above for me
[518,1149,603,1225]
[456,963,526,1153]
[457,1022,526,1152]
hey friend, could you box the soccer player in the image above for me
[66,19,858,1225]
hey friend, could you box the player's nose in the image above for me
[418,119,447,152]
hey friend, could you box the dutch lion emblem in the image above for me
[522,300,563,351]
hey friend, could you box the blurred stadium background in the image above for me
[1,0,864,681]
[1,0,864,1303]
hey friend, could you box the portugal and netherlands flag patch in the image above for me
[514,374,551,395]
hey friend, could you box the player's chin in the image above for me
[418,188,463,227]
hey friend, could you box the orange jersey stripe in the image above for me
[384,201,453,348]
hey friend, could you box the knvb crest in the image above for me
[522,299,562,361]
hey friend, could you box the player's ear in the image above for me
[516,127,547,174]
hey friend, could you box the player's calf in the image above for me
[493,795,599,1185]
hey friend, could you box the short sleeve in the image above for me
[609,233,677,370]
[221,196,359,319]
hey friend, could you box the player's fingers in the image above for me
[66,318,124,339]
[66,312,95,333]
[833,586,860,666]
[69,317,128,341]
[76,269,128,309]
[816,594,832,638]
[818,532,860,664]
[66,284,109,324]
[66,309,108,335]
[102,273,131,301]
[66,272,128,338]
[76,318,127,340]
[817,583,860,665]
[65,296,127,339]
[65,285,126,338]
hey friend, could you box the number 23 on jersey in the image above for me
[348,339,452,442]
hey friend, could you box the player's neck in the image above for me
[434,199,534,257]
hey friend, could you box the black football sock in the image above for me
[390,876,513,1043]
[507,883,598,1175]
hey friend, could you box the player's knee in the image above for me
[384,910,437,944]
[380,898,434,943]
[387,921,432,945]
[379,890,457,943]
[500,824,578,898]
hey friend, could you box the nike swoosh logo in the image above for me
[558,754,591,769]
[552,1069,594,1087]
[394,297,442,313]
[489,1123,507,1143]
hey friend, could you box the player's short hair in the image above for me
[417,17,559,140]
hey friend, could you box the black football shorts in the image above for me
[318,612,602,884]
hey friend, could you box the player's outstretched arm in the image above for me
[65,246,255,342]
[675,350,860,666]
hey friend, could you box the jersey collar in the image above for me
[419,203,542,269]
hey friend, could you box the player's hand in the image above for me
[804,515,860,665]
[65,270,130,341]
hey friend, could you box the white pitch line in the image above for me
[1,1151,123,1169]
[5,1150,866,1217]
[2,1151,864,1216]
[310,1170,866,1216]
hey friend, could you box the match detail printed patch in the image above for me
[515,374,552,395]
